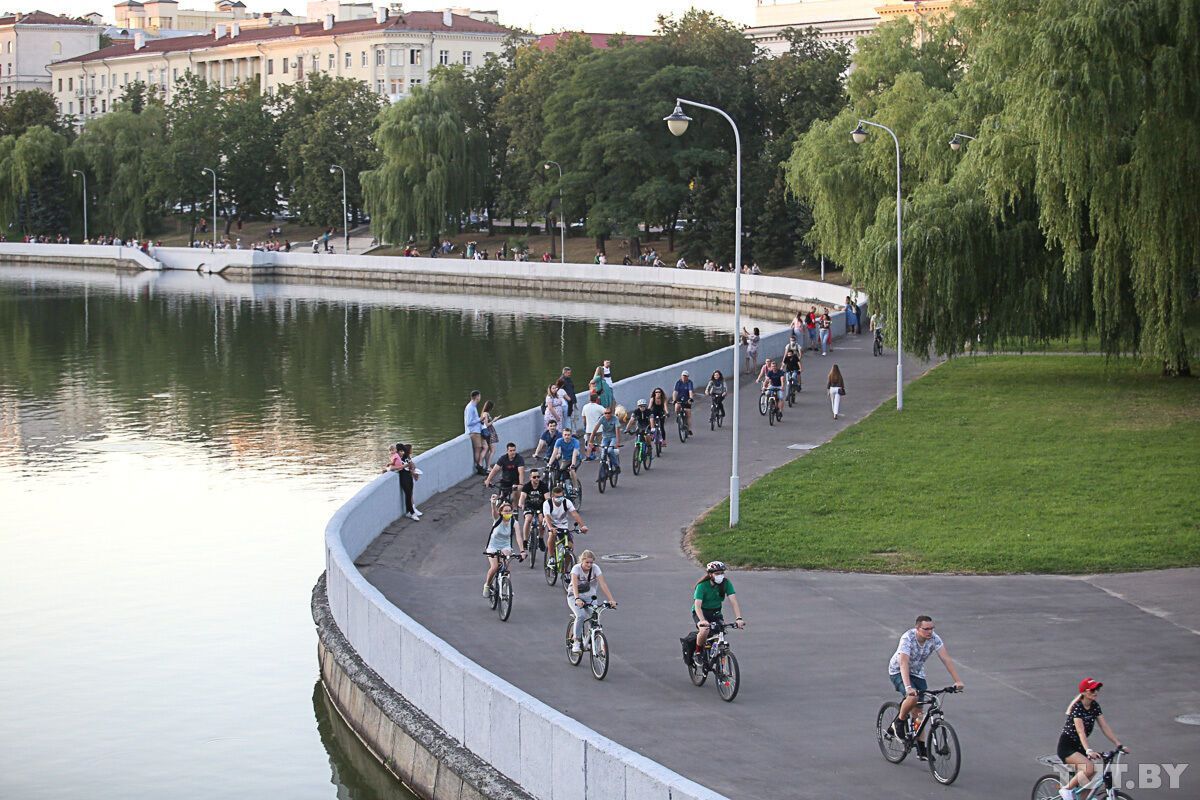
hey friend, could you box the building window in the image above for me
[135,71,140,81]
[462,50,472,66]
[58,102,62,113]
[375,49,383,66]
[101,74,106,88]
[389,49,400,67]
[267,58,274,75]
[411,78,421,87]
[344,51,351,68]
[311,55,318,72]
[375,79,383,94]
[328,52,334,69]
[409,48,421,65]
[68,77,73,90]
[438,49,449,65]
[68,101,73,113]
[173,68,178,82]
[90,75,96,88]
[361,50,366,66]
[101,99,107,112]
[390,78,402,94]
[282,59,288,73]
[58,78,62,91]
[123,72,128,84]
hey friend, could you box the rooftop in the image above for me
[536,31,654,51]
[0,10,97,26]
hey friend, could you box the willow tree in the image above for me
[70,105,166,238]
[0,125,69,235]
[362,81,485,246]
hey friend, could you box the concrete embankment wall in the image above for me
[0,242,163,271]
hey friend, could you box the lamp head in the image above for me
[850,123,868,145]
[329,166,337,174]
[949,135,962,151]
[664,103,692,137]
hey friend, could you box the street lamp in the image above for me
[71,169,88,241]
[851,119,905,411]
[201,167,217,248]
[948,132,976,151]
[544,161,565,264]
[330,164,348,253]
[665,97,743,527]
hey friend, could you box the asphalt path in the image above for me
[359,337,1200,799]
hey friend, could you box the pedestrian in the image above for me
[465,390,486,475]
[819,311,832,355]
[559,366,577,425]
[382,442,421,520]
[591,366,614,412]
[806,308,819,351]
[742,326,760,375]
[845,295,860,335]
[543,384,565,431]
[580,391,606,460]
[827,364,846,419]
[480,400,499,469]
[602,359,614,384]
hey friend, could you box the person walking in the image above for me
[559,366,577,426]
[742,327,760,375]
[465,390,486,475]
[819,311,832,356]
[543,384,565,432]
[479,400,499,470]
[591,366,614,412]
[844,295,860,335]
[383,442,421,520]
[827,364,846,419]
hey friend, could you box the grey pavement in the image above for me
[359,337,1200,799]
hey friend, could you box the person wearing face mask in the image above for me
[541,485,587,571]
[483,496,527,598]
[691,561,745,666]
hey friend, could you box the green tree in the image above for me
[0,125,70,234]
[70,105,166,237]
[115,79,156,114]
[362,81,485,245]
[152,74,222,240]
[0,90,73,139]
[219,83,281,223]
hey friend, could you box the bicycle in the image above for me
[758,388,769,416]
[765,389,783,425]
[483,549,522,622]
[525,511,544,569]
[596,445,620,493]
[786,373,800,407]
[873,328,884,357]
[549,464,583,510]
[676,407,691,443]
[709,397,725,430]
[484,482,517,508]
[1031,747,1131,800]
[631,430,652,475]
[681,619,741,702]
[565,601,617,680]
[544,524,580,593]
[652,421,665,457]
[876,686,962,785]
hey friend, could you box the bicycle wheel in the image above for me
[572,479,583,509]
[528,526,538,569]
[596,462,607,493]
[688,656,707,686]
[589,631,609,680]
[875,702,909,763]
[654,434,662,457]
[677,414,687,443]
[488,575,499,610]
[717,409,724,428]
[1030,775,1062,800]
[710,409,716,431]
[768,399,775,426]
[874,338,883,357]
[609,465,618,488]
[566,618,582,665]
[787,387,796,407]
[544,548,559,586]
[715,652,740,701]
[927,720,961,785]
[632,446,641,475]
[560,550,576,595]
[643,446,652,470]
[497,575,513,622]
[776,406,783,423]
[758,393,768,415]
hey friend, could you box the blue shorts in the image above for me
[889,673,927,695]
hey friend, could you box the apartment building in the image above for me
[112,0,309,33]
[49,8,516,121]
[0,11,101,96]
[747,0,958,56]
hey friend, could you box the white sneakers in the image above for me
[405,508,423,521]
[571,639,581,654]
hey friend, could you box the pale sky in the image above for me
[29,0,756,36]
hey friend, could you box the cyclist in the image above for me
[483,494,527,597]
[625,398,656,444]
[672,370,696,435]
[783,336,802,393]
[886,615,965,757]
[547,427,582,488]
[517,468,552,554]
[580,392,605,460]
[759,358,786,413]
[691,561,745,665]
[705,370,727,420]
[542,484,588,570]
[567,549,617,654]
[648,387,669,449]
[1054,678,1126,800]
[588,406,622,474]
[532,419,561,461]
[484,441,525,504]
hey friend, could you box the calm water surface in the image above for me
[0,265,739,799]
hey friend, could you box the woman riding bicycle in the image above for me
[1054,678,1126,800]
[705,371,727,418]
[648,388,669,448]
[483,495,527,597]
[691,561,745,665]
[568,549,617,654]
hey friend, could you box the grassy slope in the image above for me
[693,356,1200,574]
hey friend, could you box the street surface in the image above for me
[359,336,1200,799]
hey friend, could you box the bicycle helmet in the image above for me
[637,398,647,407]
[706,560,727,573]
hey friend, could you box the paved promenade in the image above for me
[359,338,1200,799]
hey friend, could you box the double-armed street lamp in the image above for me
[71,170,88,241]
[948,132,976,151]
[664,98,744,527]
[543,160,565,264]
[850,119,906,411]
[201,167,217,248]
[330,164,349,253]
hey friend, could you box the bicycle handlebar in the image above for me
[482,551,525,562]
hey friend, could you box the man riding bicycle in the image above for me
[691,561,745,665]
[759,359,786,411]
[484,442,525,503]
[532,419,561,460]
[547,427,582,488]
[887,615,965,759]
[517,468,552,554]
[783,337,802,393]
[588,407,621,473]
[541,484,587,570]
[625,399,657,444]
[672,370,696,435]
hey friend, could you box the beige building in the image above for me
[49,8,516,121]
[0,11,101,96]
[747,0,958,56]
[112,0,310,33]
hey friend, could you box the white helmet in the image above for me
[637,398,647,407]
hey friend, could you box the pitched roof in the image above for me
[536,31,654,51]
[56,11,513,64]
[0,10,97,26]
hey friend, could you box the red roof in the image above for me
[536,32,653,51]
[0,10,95,26]
[57,11,512,64]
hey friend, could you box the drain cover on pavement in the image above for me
[602,553,648,562]
[1176,714,1200,726]
[788,443,820,451]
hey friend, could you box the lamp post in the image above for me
[201,167,217,248]
[71,169,88,241]
[665,98,743,527]
[330,164,348,253]
[544,160,565,264]
[948,132,976,151]
[851,119,905,411]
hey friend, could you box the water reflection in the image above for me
[0,265,736,799]
[313,682,419,800]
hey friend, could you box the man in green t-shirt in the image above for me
[691,560,746,664]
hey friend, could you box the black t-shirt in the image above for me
[521,479,549,509]
[630,408,654,429]
[783,352,801,370]
[765,368,785,387]
[495,453,525,486]
[1061,700,1102,744]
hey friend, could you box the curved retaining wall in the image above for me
[320,323,810,800]
[0,242,163,270]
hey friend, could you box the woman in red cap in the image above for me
[1054,677,1126,799]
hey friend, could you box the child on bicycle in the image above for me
[568,549,617,654]
[483,495,526,597]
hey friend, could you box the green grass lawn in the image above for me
[693,356,1200,574]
